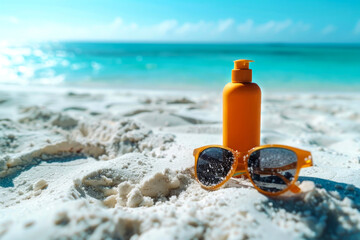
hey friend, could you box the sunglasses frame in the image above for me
[193,144,313,196]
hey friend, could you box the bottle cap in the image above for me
[232,59,254,83]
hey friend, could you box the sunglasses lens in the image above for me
[247,148,297,193]
[196,147,235,187]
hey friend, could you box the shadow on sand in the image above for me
[298,176,360,202]
[260,177,360,239]
[0,155,86,188]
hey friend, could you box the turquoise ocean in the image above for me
[1,42,360,92]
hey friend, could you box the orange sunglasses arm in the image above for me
[273,172,300,193]
[251,164,301,193]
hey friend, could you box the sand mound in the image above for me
[0,107,175,179]
[69,153,192,208]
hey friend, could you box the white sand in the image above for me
[0,86,359,239]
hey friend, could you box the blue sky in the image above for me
[0,0,360,43]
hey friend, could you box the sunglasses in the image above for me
[193,144,313,196]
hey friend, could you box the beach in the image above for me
[0,85,359,239]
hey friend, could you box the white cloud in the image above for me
[217,18,234,32]
[175,21,207,35]
[321,24,336,35]
[0,16,19,24]
[257,19,292,33]
[111,17,123,28]
[354,20,360,34]
[88,17,138,38]
[153,20,178,35]
[0,16,313,42]
[174,19,233,36]
[237,19,254,33]
[292,21,311,32]
[237,19,308,35]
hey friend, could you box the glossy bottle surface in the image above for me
[223,61,261,153]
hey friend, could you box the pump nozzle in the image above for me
[232,59,254,83]
[234,59,254,70]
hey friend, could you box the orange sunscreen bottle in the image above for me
[223,59,261,153]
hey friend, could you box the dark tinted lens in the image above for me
[248,148,297,193]
[196,147,234,186]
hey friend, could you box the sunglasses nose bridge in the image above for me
[234,151,246,172]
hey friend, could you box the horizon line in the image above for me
[34,40,360,45]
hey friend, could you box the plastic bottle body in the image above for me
[223,82,261,153]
